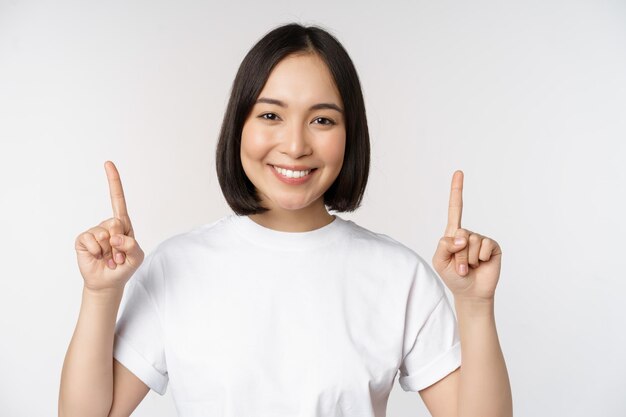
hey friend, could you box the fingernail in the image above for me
[454,237,465,246]
[459,264,467,274]
[115,253,124,263]
[108,258,116,269]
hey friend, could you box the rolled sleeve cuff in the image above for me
[113,335,168,395]
[398,341,461,392]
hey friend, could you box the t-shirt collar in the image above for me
[229,213,347,250]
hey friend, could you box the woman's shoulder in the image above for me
[150,214,234,256]
[341,218,427,266]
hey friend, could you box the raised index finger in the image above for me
[445,170,464,237]
[104,160,129,221]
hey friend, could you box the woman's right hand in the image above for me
[75,161,145,292]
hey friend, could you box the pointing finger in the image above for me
[445,170,464,237]
[104,161,130,225]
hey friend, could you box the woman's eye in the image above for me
[313,117,335,126]
[260,113,279,121]
[259,113,334,125]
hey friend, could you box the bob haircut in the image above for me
[215,22,370,215]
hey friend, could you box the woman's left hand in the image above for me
[432,170,503,302]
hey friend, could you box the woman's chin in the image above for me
[268,196,319,212]
[274,202,313,211]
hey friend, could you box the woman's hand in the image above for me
[432,170,503,303]
[74,161,145,292]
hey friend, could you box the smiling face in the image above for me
[240,52,346,225]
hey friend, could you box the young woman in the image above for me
[59,23,512,417]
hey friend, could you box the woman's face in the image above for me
[240,53,346,214]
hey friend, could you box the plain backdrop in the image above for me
[1,0,625,416]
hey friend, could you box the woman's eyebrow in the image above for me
[256,97,343,114]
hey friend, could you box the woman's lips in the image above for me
[269,164,318,185]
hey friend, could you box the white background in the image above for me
[1,0,625,416]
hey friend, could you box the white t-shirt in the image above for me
[113,213,461,416]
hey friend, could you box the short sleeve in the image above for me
[113,250,169,395]
[397,258,461,392]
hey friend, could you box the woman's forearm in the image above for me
[58,286,124,417]
[455,298,513,417]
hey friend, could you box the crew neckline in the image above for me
[229,213,349,250]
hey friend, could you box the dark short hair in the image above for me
[215,22,370,215]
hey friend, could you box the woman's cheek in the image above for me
[323,131,346,167]
[241,124,273,160]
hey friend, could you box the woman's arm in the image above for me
[455,298,512,417]
[419,298,512,417]
[423,170,513,417]
[58,285,151,417]
[60,160,151,417]
[59,286,123,416]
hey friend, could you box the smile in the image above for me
[269,165,318,184]
[272,165,315,178]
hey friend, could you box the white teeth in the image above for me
[273,165,312,178]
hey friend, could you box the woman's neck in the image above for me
[248,203,335,232]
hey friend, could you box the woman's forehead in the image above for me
[258,54,342,107]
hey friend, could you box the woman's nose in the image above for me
[281,122,312,158]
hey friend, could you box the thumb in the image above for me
[433,235,467,266]
[109,234,144,268]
